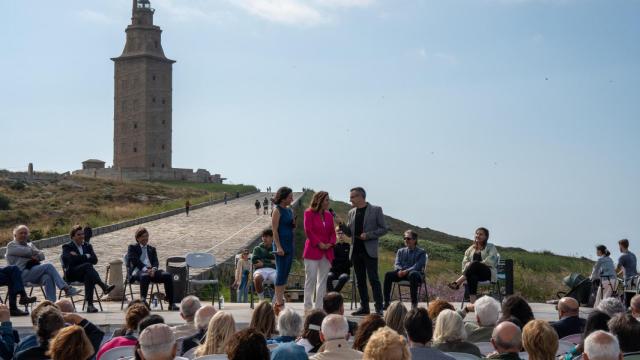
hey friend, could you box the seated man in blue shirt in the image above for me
[383,230,427,310]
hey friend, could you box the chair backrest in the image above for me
[101,345,136,360]
[194,355,228,360]
[182,347,198,360]
[560,333,583,345]
[557,340,577,356]
[474,342,494,356]
[186,253,216,269]
[445,352,480,360]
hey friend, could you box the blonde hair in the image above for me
[46,325,94,360]
[363,327,410,360]
[383,301,408,337]
[195,311,236,356]
[308,191,329,212]
[250,300,276,339]
[522,320,558,360]
[433,309,466,343]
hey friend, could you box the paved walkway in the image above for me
[1,192,299,281]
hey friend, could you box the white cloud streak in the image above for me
[232,0,327,26]
[77,9,114,24]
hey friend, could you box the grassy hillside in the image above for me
[0,176,256,245]
[292,192,593,302]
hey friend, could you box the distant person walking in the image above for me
[263,197,269,215]
[236,191,240,199]
[185,200,191,217]
[270,197,275,216]
[255,199,261,215]
[303,191,337,311]
[272,187,296,314]
[224,192,228,205]
[337,187,388,316]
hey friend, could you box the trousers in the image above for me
[66,263,105,305]
[383,270,423,306]
[22,263,68,301]
[303,257,331,310]
[352,250,383,311]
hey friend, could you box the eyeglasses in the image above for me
[404,237,414,241]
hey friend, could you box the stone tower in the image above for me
[112,0,175,170]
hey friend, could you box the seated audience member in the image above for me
[595,297,626,318]
[310,314,363,360]
[487,321,523,360]
[251,300,277,339]
[383,230,427,309]
[55,298,75,313]
[134,315,167,360]
[499,295,534,329]
[47,325,94,360]
[0,305,16,359]
[631,294,640,318]
[137,324,182,360]
[522,320,559,360]
[271,341,309,360]
[15,308,104,360]
[606,314,640,353]
[270,307,303,344]
[252,229,278,300]
[226,328,271,360]
[171,295,201,338]
[6,225,80,302]
[551,297,586,339]
[383,301,408,337]
[13,300,55,354]
[363,327,410,360]
[296,310,326,354]
[233,248,251,303]
[564,310,612,360]
[97,303,150,360]
[194,311,236,357]
[352,314,386,352]
[0,265,36,317]
[181,305,216,355]
[127,227,179,310]
[432,309,482,357]
[582,331,622,360]
[466,295,501,342]
[62,224,115,313]
[428,299,455,322]
[323,292,358,336]
[327,236,351,293]
[404,307,454,360]
[112,302,151,337]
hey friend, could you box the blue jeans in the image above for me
[21,263,68,301]
[237,270,249,303]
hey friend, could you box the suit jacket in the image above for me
[61,241,98,276]
[310,339,363,360]
[342,203,388,259]
[409,345,456,360]
[551,316,586,339]
[126,243,159,277]
[303,209,337,261]
[181,328,206,355]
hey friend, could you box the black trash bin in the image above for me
[166,256,188,304]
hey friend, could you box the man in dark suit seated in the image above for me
[127,227,179,311]
[551,297,586,339]
[61,225,115,313]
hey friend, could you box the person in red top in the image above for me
[303,191,337,312]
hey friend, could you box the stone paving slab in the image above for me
[1,192,301,282]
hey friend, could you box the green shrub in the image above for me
[9,181,26,191]
[30,229,44,240]
[0,194,10,210]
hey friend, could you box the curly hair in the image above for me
[352,314,386,351]
[196,311,236,357]
[428,298,455,321]
[226,328,270,360]
[250,300,276,339]
[125,303,151,331]
[47,325,94,360]
[363,327,410,360]
[522,320,558,360]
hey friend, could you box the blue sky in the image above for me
[1,0,639,258]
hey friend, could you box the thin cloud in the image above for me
[152,0,234,23]
[232,0,327,26]
[314,0,375,8]
[77,9,114,24]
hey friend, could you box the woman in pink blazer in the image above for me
[303,191,337,311]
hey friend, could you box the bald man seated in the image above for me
[487,321,523,360]
[138,323,186,360]
[550,297,586,339]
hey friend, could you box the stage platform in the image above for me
[8,300,593,337]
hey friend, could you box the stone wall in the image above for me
[72,167,223,183]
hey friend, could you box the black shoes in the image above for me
[351,308,370,316]
[19,296,37,305]
[10,308,29,317]
[103,284,116,296]
[86,305,99,313]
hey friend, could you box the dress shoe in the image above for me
[103,284,116,296]
[383,303,390,311]
[351,308,370,316]
[86,304,99,313]
[65,287,81,297]
[19,296,37,305]
[374,309,384,316]
[168,304,179,311]
[10,308,29,317]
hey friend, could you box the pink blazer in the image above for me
[302,209,337,261]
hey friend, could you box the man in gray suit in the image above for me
[338,187,388,315]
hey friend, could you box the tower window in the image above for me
[121,101,126,112]
[152,75,156,81]
[154,41,158,49]
[162,119,166,125]
[152,162,155,167]
[152,97,156,103]
[161,144,165,150]
[161,163,165,168]
[133,147,137,153]
[161,99,166,104]
[133,123,137,129]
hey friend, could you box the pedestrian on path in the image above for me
[185,200,191,217]
[224,192,228,205]
[255,199,261,215]
[272,187,296,315]
[263,197,269,215]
